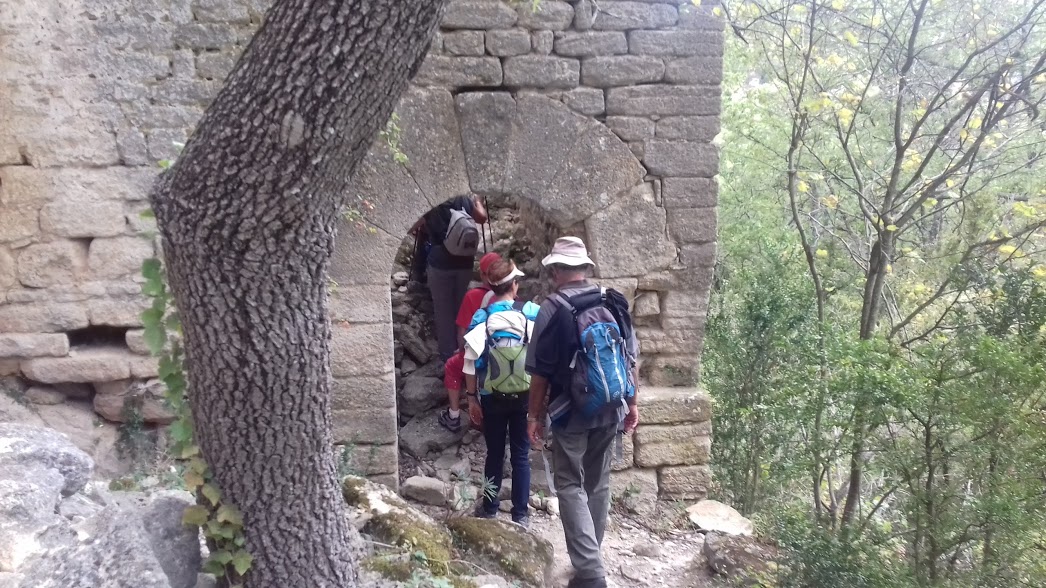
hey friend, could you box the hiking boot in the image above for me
[473,503,498,519]
[437,408,462,433]
[566,577,607,588]
[511,515,530,529]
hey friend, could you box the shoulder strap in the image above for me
[480,290,495,308]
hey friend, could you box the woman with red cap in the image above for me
[438,251,502,432]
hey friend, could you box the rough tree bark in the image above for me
[149,0,444,586]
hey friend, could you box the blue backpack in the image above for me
[549,287,636,422]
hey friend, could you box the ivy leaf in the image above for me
[231,550,253,576]
[201,483,221,506]
[143,327,167,356]
[187,456,207,474]
[141,258,162,281]
[182,505,210,527]
[184,470,204,491]
[169,421,193,444]
[217,505,244,527]
[209,550,234,566]
[139,208,156,220]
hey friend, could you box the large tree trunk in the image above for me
[149,0,444,585]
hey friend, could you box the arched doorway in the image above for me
[328,88,712,499]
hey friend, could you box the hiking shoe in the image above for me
[511,515,530,529]
[473,503,497,519]
[437,408,462,433]
[567,577,607,588]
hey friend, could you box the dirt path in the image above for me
[527,510,716,588]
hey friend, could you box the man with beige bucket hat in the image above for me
[526,236,640,588]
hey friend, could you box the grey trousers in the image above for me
[427,265,472,362]
[552,423,617,581]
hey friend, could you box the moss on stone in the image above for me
[363,555,414,582]
[369,510,454,570]
[342,476,368,509]
[447,518,554,587]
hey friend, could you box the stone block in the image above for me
[663,287,711,318]
[21,347,131,383]
[0,204,38,244]
[558,87,605,116]
[643,140,719,177]
[610,468,658,517]
[129,356,160,378]
[678,5,725,30]
[657,116,721,142]
[592,1,678,30]
[662,177,717,208]
[628,30,723,57]
[442,0,519,29]
[125,330,151,355]
[414,56,503,87]
[642,355,701,387]
[443,31,486,56]
[331,374,397,414]
[633,292,660,317]
[665,56,724,85]
[485,29,532,56]
[335,443,398,476]
[634,423,711,467]
[87,237,154,281]
[0,303,89,333]
[329,223,400,286]
[146,128,190,161]
[637,268,708,291]
[192,0,251,24]
[638,327,705,355]
[329,285,392,324]
[115,125,149,166]
[553,31,628,57]
[121,103,206,129]
[93,379,174,424]
[332,404,397,446]
[680,242,717,269]
[532,30,554,54]
[658,464,712,500]
[195,51,239,80]
[521,100,644,226]
[581,55,665,87]
[605,116,655,142]
[503,56,580,88]
[173,23,238,49]
[668,207,717,243]
[517,1,574,30]
[15,241,87,288]
[0,248,15,289]
[607,85,720,116]
[639,386,712,424]
[586,184,676,278]
[330,322,394,377]
[39,201,126,239]
[89,298,149,328]
[457,91,517,195]
[0,334,69,359]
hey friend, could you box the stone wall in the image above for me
[0,0,721,495]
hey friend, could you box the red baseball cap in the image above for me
[479,252,501,275]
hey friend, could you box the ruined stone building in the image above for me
[0,0,721,498]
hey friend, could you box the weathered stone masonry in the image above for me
[0,0,721,497]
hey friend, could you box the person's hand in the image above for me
[528,420,544,446]
[468,397,483,430]
[624,404,639,434]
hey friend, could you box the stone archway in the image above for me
[328,88,710,496]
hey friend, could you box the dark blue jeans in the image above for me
[480,392,530,519]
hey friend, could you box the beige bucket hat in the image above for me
[541,236,595,267]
